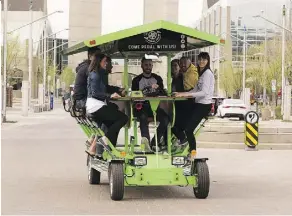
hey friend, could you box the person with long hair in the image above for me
[171,59,183,92]
[171,56,199,147]
[173,52,215,160]
[73,47,101,145]
[86,53,128,156]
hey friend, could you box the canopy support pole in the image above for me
[123,56,129,153]
[167,54,173,155]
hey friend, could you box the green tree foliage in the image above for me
[60,67,75,90]
[220,35,292,99]
[220,61,234,97]
[246,36,292,94]
[6,35,25,85]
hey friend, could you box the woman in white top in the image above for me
[174,52,214,159]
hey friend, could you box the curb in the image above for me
[197,141,292,150]
[202,125,292,133]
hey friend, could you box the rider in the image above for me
[174,52,214,160]
[180,56,199,92]
[171,59,183,92]
[86,53,128,156]
[73,47,101,107]
[73,47,101,145]
[172,56,199,146]
[131,57,169,151]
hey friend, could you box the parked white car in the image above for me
[217,99,248,120]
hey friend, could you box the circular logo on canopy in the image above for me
[144,31,162,44]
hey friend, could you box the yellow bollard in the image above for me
[244,111,259,151]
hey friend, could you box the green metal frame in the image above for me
[65,20,221,187]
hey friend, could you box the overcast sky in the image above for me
[47,0,203,39]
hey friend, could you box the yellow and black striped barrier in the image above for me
[244,111,259,150]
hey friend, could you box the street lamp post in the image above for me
[2,0,8,122]
[28,0,33,110]
[43,19,47,107]
[7,11,64,34]
[281,5,286,115]
[53,35,57,98]
[262,10,268,106]
[243,25,247,104]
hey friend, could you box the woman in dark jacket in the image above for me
[86,54,128,155]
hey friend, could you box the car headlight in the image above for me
[172,156,185,166]
[134,157,147,166]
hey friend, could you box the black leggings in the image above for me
[172,100,193,141]
[135,105,169,145]
[91,104,128,146]
[184,103,211,151]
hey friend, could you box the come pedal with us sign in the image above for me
[244,111,259,151]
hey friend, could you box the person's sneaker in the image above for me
[172,138,188,153]
[141,137,152,152]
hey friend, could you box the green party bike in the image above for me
[62,20,223,201]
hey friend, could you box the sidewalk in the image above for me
[2,101,66,129]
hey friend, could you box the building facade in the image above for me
[47,38,69,74]
[1,0,51,98]
[68,0,102,69]
[184,0,288,96]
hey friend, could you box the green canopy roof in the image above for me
[63,20,223,58]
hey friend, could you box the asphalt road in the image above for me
[2,108,292,215]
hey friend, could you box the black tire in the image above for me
[193,161,210,199]
[108,165,111,181]
[86,155,90,166]
[109,163,124,201]
[88,163,101,185]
